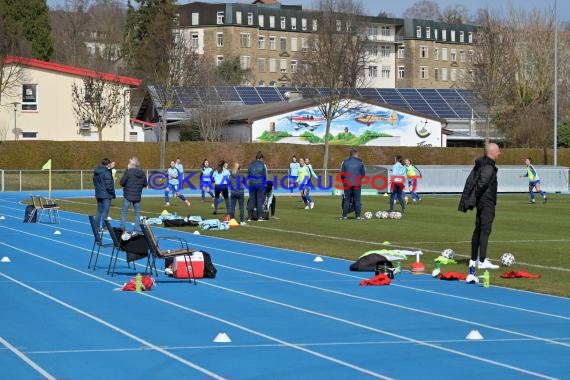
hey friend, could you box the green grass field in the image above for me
[59,193,570,298]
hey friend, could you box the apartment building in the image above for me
[396,19,477,88]
[177,1,404,88]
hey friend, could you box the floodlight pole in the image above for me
[553,0,558,166]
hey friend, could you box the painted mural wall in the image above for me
[251,100,443,147]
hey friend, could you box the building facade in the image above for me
[177,1,477,89]
[0,56,141,141]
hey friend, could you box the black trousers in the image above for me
[471,204,495,261]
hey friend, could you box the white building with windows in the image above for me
[0,56,142,141]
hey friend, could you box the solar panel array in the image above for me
[164,86,481,119]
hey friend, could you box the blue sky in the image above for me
[46,0,569,22]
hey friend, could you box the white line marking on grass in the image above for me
[0,336,56,380]
[0,272,226,380]
[0,242,394,380]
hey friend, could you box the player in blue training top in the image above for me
[521,157,547,204]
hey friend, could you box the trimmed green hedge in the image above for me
[0,141,568,170]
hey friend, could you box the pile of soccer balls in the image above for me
[500,252,516,267]
[363,211,400,220]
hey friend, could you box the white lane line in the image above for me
[0,336,56,380]
[0,272,226,380]
[0,241,393,380]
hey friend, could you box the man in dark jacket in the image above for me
[247,151,267,221]
[93,158,116,230]
[339,148,366,219]
[469,143,500,270]
[119,157,148,233]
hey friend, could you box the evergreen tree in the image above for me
[1,0,53,60]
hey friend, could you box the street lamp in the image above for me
[11,101,20,141]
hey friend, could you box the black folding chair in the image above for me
[104,219,136,276]
[88,215,114,270]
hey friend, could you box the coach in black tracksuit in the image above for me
[469,143,501,270]
[340,148,366,219]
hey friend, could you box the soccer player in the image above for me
[404,158,422,203]
[521,157,547,204]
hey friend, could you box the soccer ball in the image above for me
[375,210,383,219]
[389,211,397,219]
[380,211,389,219]
[364,211,373,219]
[500,252,516,267]
[392,211,402,219]
[441,248,455,260]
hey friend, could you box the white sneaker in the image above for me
[469,260,477,268]
[304,205,309,210]
[310,202,314,209]
[478,259,499,269]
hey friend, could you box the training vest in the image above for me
[526,165,539,181]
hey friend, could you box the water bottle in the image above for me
[483,270,490,288]
[395,261,401,275]
[135,273,142,292]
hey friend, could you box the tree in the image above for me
[293,0,369,183]
[71,75,125,141]
[49,0,93,67]
[123,0,199,167]
[1,0,53,60]
[439,5,470,24]
[216,55,252,85]
[402,0,440,20]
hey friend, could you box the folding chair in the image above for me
[88,215,114,270]
[30,195,43,223]
[140,222,197,285]
[39,196,61,224]
[104,219,136,276]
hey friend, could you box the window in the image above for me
[368,65,378,77]
[248,12,254,25]
[442,29,447,41]
[280,37,287,51]
[397,46,405,58]
[381,45,390,57]
[434,29,438,40]
[291,37,297,51]
[216,32,224,47]
[369,24,377,39]
[451,30,456,42]
[258,58,266,72]
[420,66,428,79]
[459,31,464,43]
[434,48,438,60]
[381,26,390,36]
[381,65,390,78]
[426,27,431,39]
[301,37,308,52]
[434,68,439,80]
[441,67,448,81]
[442,48,448,61]
[216,11,224,24]
[468,32,473,43]
[368,45,378,56]
[420,46,428,58]
[240,56,251,69]
[22,132,38,139]
[459,50,465,62]
[269,16,275,28]
[269,58,276,72]
[336,20,342,31]
[216,56,224,66]
[290,59,297,73]
[191,12,199,25]
[398,66,405,79]
[280,16,286,29]
[269,36,276,50]
[312,19,318,31]
[259,14,264,27]
[258,35,265,49]
[291,17,297,30]
[468,49,474,63]
[280,58,287,73]
[451,68,457,81]
[236,11,242,24]
[416,25,422,38]
[301,18,307,31]
[240,33,251,48]
[450,49,457,62]
[191,33,199,49]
